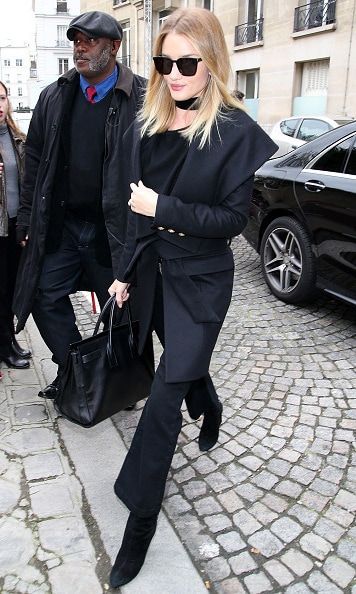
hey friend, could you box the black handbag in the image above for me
[55,295,154,427]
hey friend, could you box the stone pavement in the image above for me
[1,235,356,593]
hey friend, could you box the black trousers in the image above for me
[32,215,113,367]
[0,217,22,352]
[114,273,219,517]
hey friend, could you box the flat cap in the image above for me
[67,11,123,41]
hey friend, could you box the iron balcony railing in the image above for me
[294,0,336,32]
[235,18,263,46]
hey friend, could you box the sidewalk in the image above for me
[1,235,356,594]
[0,312,207,594]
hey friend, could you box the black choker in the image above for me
[175,97,199,110]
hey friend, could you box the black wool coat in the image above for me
[13,64,145,332]
[118,108,278,383]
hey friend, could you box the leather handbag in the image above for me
[55,295,154,427]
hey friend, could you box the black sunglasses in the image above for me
[153,56,202,76]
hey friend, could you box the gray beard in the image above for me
[87,46,112,73]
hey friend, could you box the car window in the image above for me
[280,119,300,137]
[344,135,356,175]
[297,119,331,142]
[311,136,355,173]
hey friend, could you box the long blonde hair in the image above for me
[139,8,244,148]
[0,81,26,140]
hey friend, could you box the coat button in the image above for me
[167,228,175,233]
[158,226,165,231]
[178,232,185,236]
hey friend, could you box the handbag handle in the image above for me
[93,295,136,368]
[93,294,116,335]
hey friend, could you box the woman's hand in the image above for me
[108,279,130,308]
[129,180,158,217]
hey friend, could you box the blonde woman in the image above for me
[0,81,31,369]
[108,8,277,586]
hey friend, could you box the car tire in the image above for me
[260,216,316,304]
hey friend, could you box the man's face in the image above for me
[72,31,120,82]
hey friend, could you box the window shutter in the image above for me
[301,59,329,96]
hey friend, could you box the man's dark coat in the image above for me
[13,63,145,332]
[118,109,278,382]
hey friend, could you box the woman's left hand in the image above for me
[129,180,158,217]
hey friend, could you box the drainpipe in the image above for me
[342,0,356,116]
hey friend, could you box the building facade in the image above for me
[81,0,355,129]
[31,0,80,105]
[230,0,356,130]
[0,45,31,110]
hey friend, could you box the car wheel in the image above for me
[260,216,316,304]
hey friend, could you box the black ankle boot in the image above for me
[198,400,223,451]
[0,352,30,369]
[110,512,158,588]
[11,337,32,359]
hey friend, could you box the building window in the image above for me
[113,0,128,5]
[301,59,329,96]
[202,0,212,9]
[245,70,260,99]
[235,0,264,45]
[4,59,10,66]
[30,60,37,78]
[236,69,260,120]
[7,88,11,96]
[294,0,336,32]
[18,87,23,96]
[158,10,172,28]
[16,59,23,66]
[118,21,131,67]
[57,25,69,47]
[57,1,67,13]
[58,58,69,75]
[293,59,329,115]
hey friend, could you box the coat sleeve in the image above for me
[116,207,138,281]
[16,98,45,229]
[153,176,254,239]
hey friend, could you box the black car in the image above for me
[243,121,356,306]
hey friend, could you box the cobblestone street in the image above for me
[0,235,355,593]
[114,237,356,594]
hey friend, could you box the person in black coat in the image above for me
[108,7,278,587]
[13,11,145,399]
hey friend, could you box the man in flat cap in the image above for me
[14,11,145,398]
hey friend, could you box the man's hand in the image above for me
[128,180,158,217]
[108,279,130,308]
[16,225,29,248]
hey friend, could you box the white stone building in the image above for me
[0,45,31,110]
[31,0,80,105]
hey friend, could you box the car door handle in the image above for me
[304,180,325,192]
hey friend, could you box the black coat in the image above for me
[13,64,145,332]
[118,109,278,382]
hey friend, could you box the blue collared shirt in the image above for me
[80,65,119,103]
